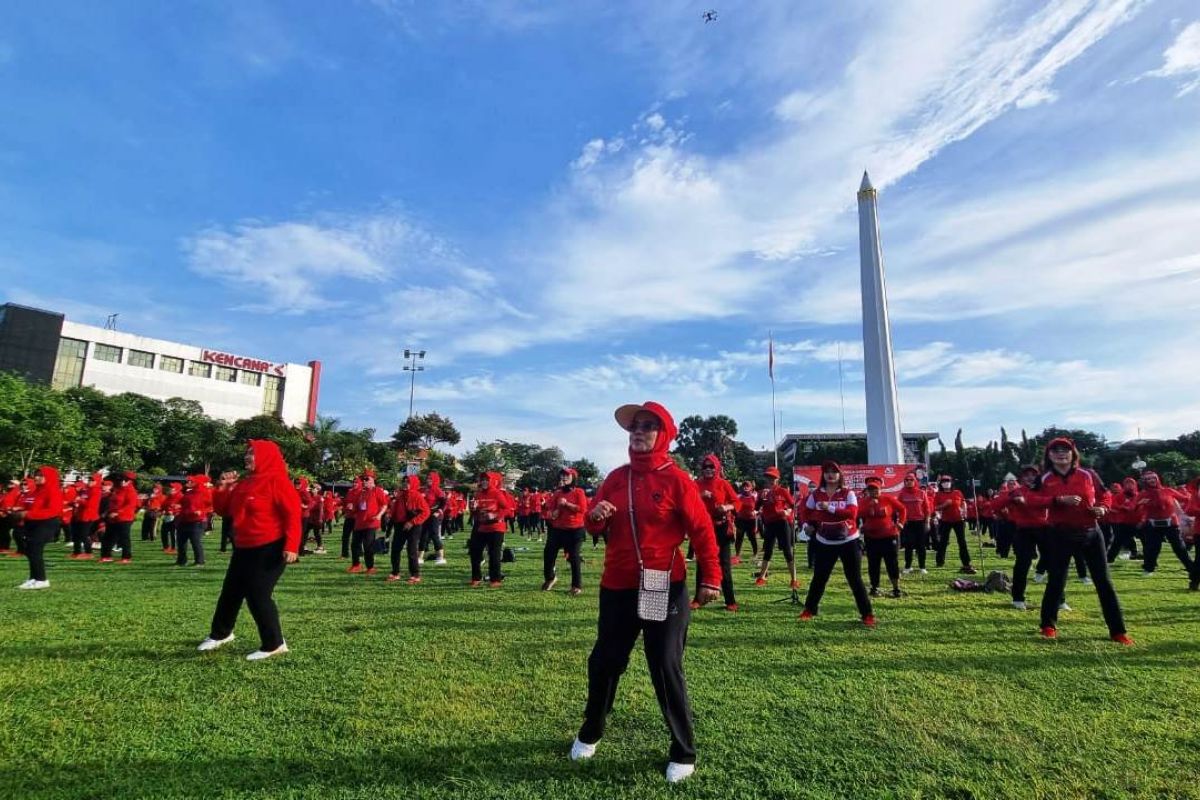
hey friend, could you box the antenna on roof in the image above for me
[104,314,119,331]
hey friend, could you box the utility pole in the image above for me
[403,348,426,419]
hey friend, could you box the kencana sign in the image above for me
[201,349,286,377]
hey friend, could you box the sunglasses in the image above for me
[627,421,660,433]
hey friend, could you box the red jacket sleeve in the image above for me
[677,475,721,588]
[276,483,303,554]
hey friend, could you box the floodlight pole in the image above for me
[403,348,426,419]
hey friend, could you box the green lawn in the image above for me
[2,531,1199,800]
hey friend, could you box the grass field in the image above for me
[2,530,1199,800]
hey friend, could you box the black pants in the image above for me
[420,516,444,553]
[177,522,206,565]
[219,517,234,552]
[936,520,971,567]
[901,521,928,569]
[804,539,873,617]
[300,522,323,554]
[1141,524,1194,574]
[209,538,286,650]
[995,520,1015,558]
[0,517,13,550]
[351,529,377,568]
[340,517,354,558]
[761,519,793,563]
[579,582,696,764]
[140,511,159,541]
[469,531,504,582]
[23,518,57,581]
[390,525,422,577]
[544,526,585,589]
[734,518,758,556]
[1107,523,1140,561]
[71,519,95,555]
[695,524,736,606]
[1040,528,1125,635]
[1011,527,1044,603]
[865,536,900,588]
[103,521,133,560]
[160,517,176,550]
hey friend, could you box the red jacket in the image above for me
[934,490,965,523]
[351,485,390,531]
[895,487,931,523]
[993,486,1048,529]
[585,463,719,591]
[806,487,859,538]
[695,461,737,529]
[1029,468,1098,529]
[734,492,758,520]
[472,473,514,533]
[212,440,303,553]
[547,486,588,529]
[859,495,906,539]
[25,466,64,522]
[107,482,140,523]
[77,473,103,523]
[1135,485,1188,525]
[178,477,212,524]
[759,485,795,523]
[390,476,432,528]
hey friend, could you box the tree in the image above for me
[0,372,93,476]
[566,458,600,488]
[673,415,738,471]
[62,388,162,470]
[1145,452,1200,486]
[391,413,461,452]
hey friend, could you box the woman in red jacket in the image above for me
[468,472,514,587]
[934,476,975,574]
[198,440,302,660]
[897,472,931,574]
[693,454,738,610]
[386,475,431,584]
[348,470,389,575]
[70,472,102,560]
[542,467,589,595]
[859,476,906,598]
[15,466,62,589]
[570,401,719,784]
[732,480,759,565]
[102,471,139,564]
[993,465,1049,611]
[800,461,874,625]
[176,473,211,567]
[1106,478,1141,562]
[1028,438,1130,644]
[1135,471,1194,580]
[753,466,798,590]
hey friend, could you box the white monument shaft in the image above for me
[857,171,905,464]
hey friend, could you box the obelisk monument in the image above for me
[857,171,905,464]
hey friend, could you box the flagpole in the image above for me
[769,331,779,468]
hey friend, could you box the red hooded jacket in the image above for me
[25,466,64,522]
[694,454,737,530]
[473,473,514,533]
[548,469,589,529]
[212,440,303,553]
[390,475,432,528]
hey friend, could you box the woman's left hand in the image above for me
[694,586,720,606]
[284,551,298,564]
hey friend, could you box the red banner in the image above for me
[793,464,915,495]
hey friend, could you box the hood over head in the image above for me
[700,454,723,477]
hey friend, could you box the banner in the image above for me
[793,464,915,494]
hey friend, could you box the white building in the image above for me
[0,303,320,427]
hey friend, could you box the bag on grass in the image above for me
[984,571,1012,594]
[502,547,515,563]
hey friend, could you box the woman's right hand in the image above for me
[219,471,238,487]
[590,500,617,522]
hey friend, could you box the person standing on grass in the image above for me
[175,473,210,567]
[934,475,975,574]
[753,466,798,589]
[1106,479,1141,562]
[0,478,21,554]
[348,470,389,576]
[14,466,63,590]
[421,472,448,566]
[340,477,361,559]
[897,472,931,574]
[1134,471,1194,580]
[198,440,301,660]
[570,401,720,784]
[693,454,738,611]
[860,476,906,598]
[386,475,431,585]
[70,472,102,560]
[542,467,589,595]
[800,461,874,626]
[101,471,139,564]
[302,482,326,555]
[141,483,164,542]
[160,482,181,555]
[1027,437,1132,644]
[732,481,759,566]
[993,465,1048,611]
[468,472,513,587]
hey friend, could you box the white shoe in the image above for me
[417,556,424,565]
[246,642,289,661]
[902,567,913,575]
[16,579,35,589]
[1118,552,1131,560]
[1033,573,1046,584]
[919,568,928,575]
[197,634,235,652]
[434,558,448,565]
[1142,570,1155,577]
[569,737,597,761]
[665,762,695,783]
[1080,577,1092,585]
[1012,600,1027,611]
[1059,602,1072,612]
[314,548,327,555]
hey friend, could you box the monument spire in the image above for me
[857,171,905,464]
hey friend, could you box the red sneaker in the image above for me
[1040,626,1057,639]
[165,548,177,555]
[99,557,114,563]
[365,567,378,575]
[77,553,93,560]
[790,579,801,590]
[689,600,701,610]
[119,559,131,564]
[731,556,742,565]
[863,615,877,628]
[754,576,767,587]
[469,580,482,587]
[489,581,503,588]
[1110,633,1134,646]
[798,609,814,621]
[407,576,422,585]
[725,603,738,612]
[385,574,401,583]
[347,565,363,574]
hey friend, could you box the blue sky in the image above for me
[2,0,1199,470]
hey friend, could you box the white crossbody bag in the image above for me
[628,473,675,622]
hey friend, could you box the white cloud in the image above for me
[1142,20,1200,95]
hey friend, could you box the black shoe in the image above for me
[891,588,904,598]
[960,565,977,575]
[869,587,881,597]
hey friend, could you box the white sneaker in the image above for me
[569,737,597,761]
[197,634,235,652]
[919,568,928,575]
[1080,577,1093,585]
[1118,552,1131,560]
[1059,602,1072,612]
[246,642,289,661]
[902,567,913,575]
[1012,600,1027,611]
[1033,573,1046,584]
[434,558,448,565]
[665,762,695,783]
[417,556,424,565]
[314,548,327,555]
[1142,570,1155,577]
[16,579,35,589]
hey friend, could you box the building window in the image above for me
[159,355,184,374]
[93,343,122,363]
[128,349,155,369]
[188,360,212,378]
[240,370,262,387]
[214,366,236,382]
[51,337,88,390]
[262,374,284,416]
